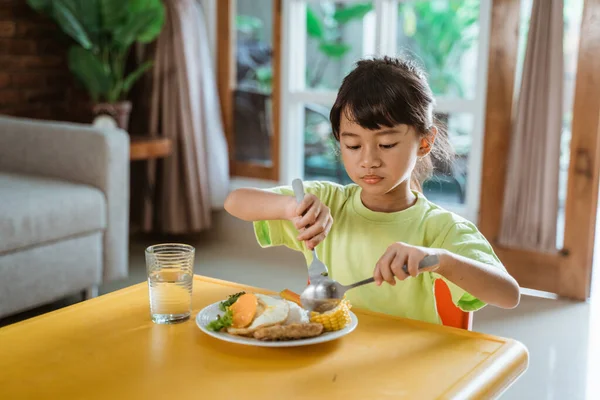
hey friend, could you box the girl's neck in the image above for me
[360,180,417,213]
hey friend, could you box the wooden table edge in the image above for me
[441,338,529,398]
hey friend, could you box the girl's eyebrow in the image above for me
[340,129,402,137]
[376,129,402,136]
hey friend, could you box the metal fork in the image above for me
[292,179,330,283]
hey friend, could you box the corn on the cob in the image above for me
[309,300,352,332]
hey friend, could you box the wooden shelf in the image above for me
[129,136,172,161]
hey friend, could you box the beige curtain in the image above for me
[143,0,229,234]
[498,0,563,252]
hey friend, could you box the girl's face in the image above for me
[339,113,431,196]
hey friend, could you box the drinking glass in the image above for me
[145,243,195,324]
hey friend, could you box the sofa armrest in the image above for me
[0,115,130,281]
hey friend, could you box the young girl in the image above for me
[225,56,520,325]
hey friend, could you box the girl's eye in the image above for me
[380,143,398,149]
[345,145,361,150]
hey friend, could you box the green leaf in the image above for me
[318,42,351,59]
[332,3,373,24]
[58,0,78,12]
[131,0,165,43]
[28,1,100,46]
[236,15,263,36]
[26,0,52,13]
[255,66,272,82]
[52,1,93,49]
[73,0,101,43]
[114,8,164,48]
[100,0,129,31]
[128,0,163,12]
[306,6,323,39]
[122,60,153,94]
[107,81,122,102]
[68,46,111,101]
[206,309,233,332]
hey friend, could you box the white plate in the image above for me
[195,300,358,348]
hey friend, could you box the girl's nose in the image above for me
[360,146,382,169]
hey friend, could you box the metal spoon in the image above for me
[300,254,440,312]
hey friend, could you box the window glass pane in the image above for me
[304,103,352,183]
[234,0,273,165]
[423,113,474,205]
[397,0,480,99]
[306,1,375,90]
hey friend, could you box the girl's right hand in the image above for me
[288,194,333,250]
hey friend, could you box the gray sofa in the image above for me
[0,115,129,318]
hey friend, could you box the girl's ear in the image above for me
[418,126,438,157]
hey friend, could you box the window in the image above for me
[397,1,480,100]
[218,0,492,220]
[282,0,492,221]
[234,0,275,166]
[305,2,376,90]
[218,0,281,180]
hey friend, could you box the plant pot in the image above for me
[92,101,132,130]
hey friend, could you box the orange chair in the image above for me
[434,279,472,330]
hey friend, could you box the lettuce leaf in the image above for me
[206,309,233,332]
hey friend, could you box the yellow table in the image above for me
[0,276,528,399]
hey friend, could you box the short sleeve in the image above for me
[253,181,334,253]
[434,222,505,312]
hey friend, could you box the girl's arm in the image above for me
[373,242,520,309]
[224,188,296,221]
[435,250,520,309]
[224,188,334,249]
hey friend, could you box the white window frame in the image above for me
[280,0,492,223]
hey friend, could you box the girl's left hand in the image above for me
[374,242,441,286]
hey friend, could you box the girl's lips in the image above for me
[362,175,383,184]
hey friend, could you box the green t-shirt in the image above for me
[253,181,505,324]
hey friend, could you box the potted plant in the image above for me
[27,0,165,130]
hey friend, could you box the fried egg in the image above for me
[284,300,309,325]
[227,294,289,335]
[229,293,258,328]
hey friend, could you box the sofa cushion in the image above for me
[0,172,106,254]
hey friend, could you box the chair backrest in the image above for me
[434,279,472,330]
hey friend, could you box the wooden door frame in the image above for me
[217,0,281,181]
[480,0,600,300]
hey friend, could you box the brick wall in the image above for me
[0,1,90,122]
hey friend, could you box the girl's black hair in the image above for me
[330,56,454,190]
